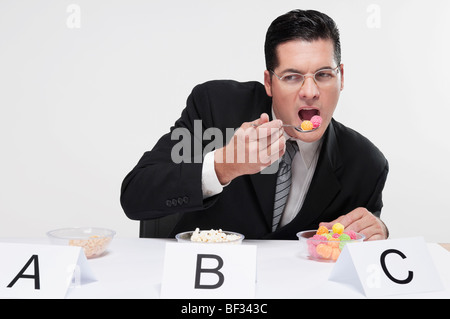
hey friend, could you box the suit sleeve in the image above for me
[120,84,219,220]
[367,158,389,218]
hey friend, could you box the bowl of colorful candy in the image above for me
[47,227,116,259]
[297,223,365,262]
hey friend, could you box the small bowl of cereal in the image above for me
[176,228,244,244]
[47,227,115,258]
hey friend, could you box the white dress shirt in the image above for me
[201,111,323,227]
[279,133,322,227]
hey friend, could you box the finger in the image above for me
[246,128,284,164]
[259,113,270,125]
[338,208,366,230]
[355,216,386,241]
[319,215,345,229]
[245,113,270,129]
[341,210,386,241]
[271,135,286,162]
[249,111,282,130]
[356,223,377,240]
[251,125,284,148]
[319,208,366,231]
[258,118,282,130]
[260,134,286,164]
[246,121,283,142]
[365,233,385,241]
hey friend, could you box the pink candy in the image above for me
[345,230,357,240]
[311,115,322,129]
[308,234,327,258]
[312,234,327,241]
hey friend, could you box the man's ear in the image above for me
[264,70,273,97]
[339,63,344,91]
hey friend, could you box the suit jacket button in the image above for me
[178,197,183,205]
[166,200,172,207]
[183,196,189,204]
[172,198,178,206]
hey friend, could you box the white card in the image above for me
[161,243,257,298]
[0,243,96,298]
[329,237,444,297]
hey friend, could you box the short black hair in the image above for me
[264,9,341,71]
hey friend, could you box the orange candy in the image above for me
[301,120,314,131]
[316,243,332,259]
[316,226,329,235]
[327,237,340,248]
[331,248,341,261]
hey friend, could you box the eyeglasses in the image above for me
[270,65,340,89]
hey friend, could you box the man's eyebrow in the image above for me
[278,66,334,74]
[278,68,302,74]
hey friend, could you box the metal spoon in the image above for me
[251,123,319,133]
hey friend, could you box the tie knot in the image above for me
[283,140,298,166]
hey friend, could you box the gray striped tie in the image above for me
[272,140,298,231]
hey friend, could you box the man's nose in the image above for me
[299,76,320,100]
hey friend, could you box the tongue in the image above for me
[299,109,318,121]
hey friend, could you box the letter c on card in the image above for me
[380,249,413,284]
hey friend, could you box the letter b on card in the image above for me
[161,243,256,298]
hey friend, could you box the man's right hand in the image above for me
[214,113,286,185]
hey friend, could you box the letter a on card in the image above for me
[0,243,96,298]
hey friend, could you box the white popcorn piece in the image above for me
[190,228,240,243]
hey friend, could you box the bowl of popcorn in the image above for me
[47,227,116,258]
[176,228,244,244]
[297,223,365,262]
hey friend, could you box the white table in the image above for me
[2,238,450,299]
[71,238,450,299]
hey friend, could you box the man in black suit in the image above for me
[120,9,389,240]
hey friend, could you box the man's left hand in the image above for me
[319,207,388,241]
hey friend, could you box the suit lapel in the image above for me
[249,163,279,230]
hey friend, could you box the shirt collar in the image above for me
[272,108,322,169]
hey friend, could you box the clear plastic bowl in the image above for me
[47,227,115,258]
[297,229,365,262]
[176,230,244,244]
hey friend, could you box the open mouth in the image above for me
[298,108,320,121]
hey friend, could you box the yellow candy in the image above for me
[332,222,344,234]
[301,120,313,131]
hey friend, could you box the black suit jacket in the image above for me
[120,80,389,239]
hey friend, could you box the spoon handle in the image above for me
[251,123,318,133]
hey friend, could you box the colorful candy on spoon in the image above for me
[252,115,322,133]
